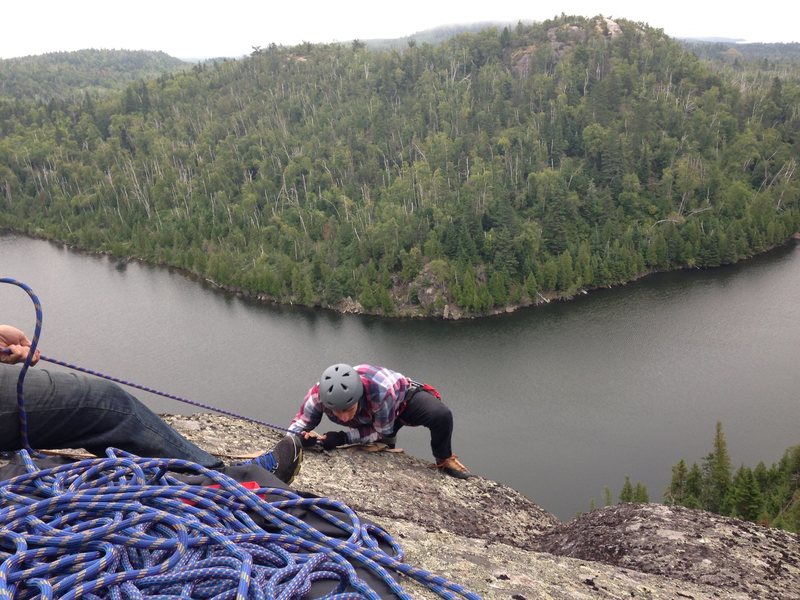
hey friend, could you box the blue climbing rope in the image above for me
[0,277,43,454]
[0,449,482,599]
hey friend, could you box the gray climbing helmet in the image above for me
[319,363,363,410]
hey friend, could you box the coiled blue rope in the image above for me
[0,450,482,599]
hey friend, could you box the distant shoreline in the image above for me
[3,227,798,321]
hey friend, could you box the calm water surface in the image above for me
[2,233,798,520]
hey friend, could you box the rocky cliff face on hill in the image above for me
[158,414,800,599]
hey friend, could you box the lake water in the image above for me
[1,232,798,520]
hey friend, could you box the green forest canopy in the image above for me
[1,15,798,317]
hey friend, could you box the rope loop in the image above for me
[0,277,43,453]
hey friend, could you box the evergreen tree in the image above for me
[685,463,704,509]
[666,459,689,505]
[619,476,634,503]
[771,446,800,531]
[702,422,732,514]
[633,482,650,503]
[729,465,763,522]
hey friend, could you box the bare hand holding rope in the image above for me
[0,324,40,364]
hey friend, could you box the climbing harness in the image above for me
[408,380,442,400]
[0,277,483,598]
[395,379,442,420]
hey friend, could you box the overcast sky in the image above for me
[2,0,797,60]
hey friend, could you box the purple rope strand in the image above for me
[38,354,292,433]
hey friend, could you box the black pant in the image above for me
[392,390,454,462]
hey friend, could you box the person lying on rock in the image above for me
[288,363,472,479]
[0,323,302,484]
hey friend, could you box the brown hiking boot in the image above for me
[431,455,472,479]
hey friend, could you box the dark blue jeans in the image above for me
[0,364,223,468]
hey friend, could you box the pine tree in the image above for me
[730,465,763,522]
[771,446,800,531]
[633,482,650,503]
[702,422,732,514]
[666,459,689,505]
[619,476,634,503]
[685,463,704,509]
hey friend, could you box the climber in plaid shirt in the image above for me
[287,363,472,479]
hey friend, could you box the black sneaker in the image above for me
[248,435,303,484]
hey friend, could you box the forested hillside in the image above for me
[0,49,190,101]
[1,15,798,317]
